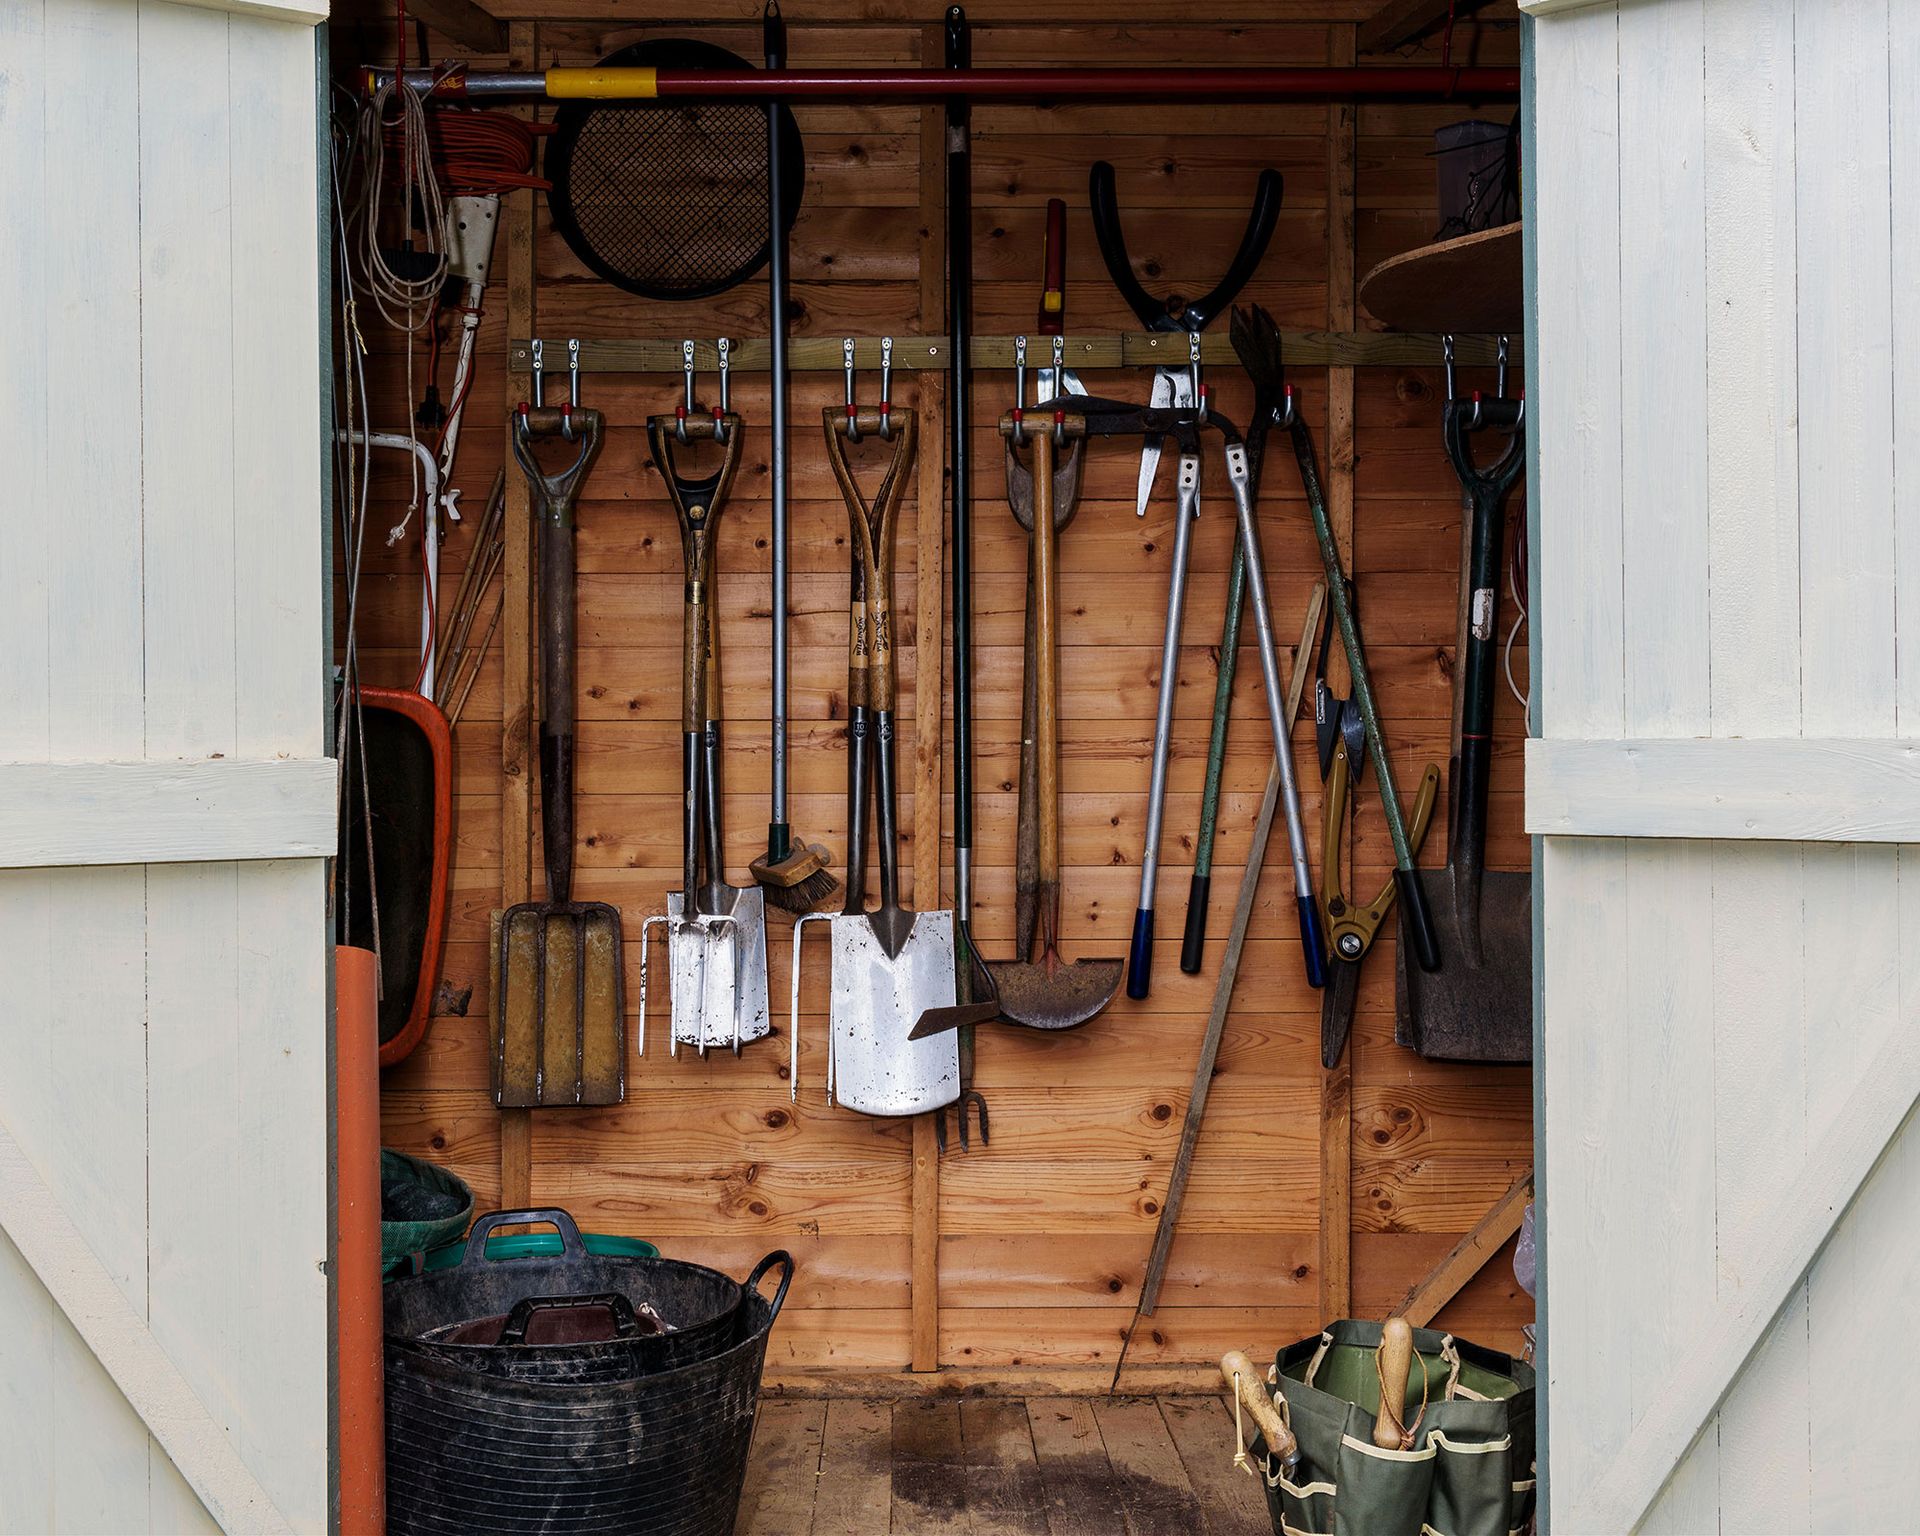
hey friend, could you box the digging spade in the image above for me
[985,417,1123,1030]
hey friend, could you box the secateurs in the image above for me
[638,348,771,1058]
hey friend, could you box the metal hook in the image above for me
[529,338,546,410]
[1467,390,1485,431]
[1189,332,1207,422]
[1011,335,1029,446]
[678,339,696,444]
[1049,336,1069,445]
[1442,333,1457,404]
[1496,334,1510,401]
[562,337,581,439]
[1277,382,1298,430]
[842,338,861,442]
[713,337,731,442]
[878,336,895,439]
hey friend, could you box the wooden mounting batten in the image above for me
[509,331,1521,375]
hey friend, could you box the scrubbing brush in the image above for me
[751,824,840,913]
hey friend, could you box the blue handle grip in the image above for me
[1297,896,1328,989]
[1126,907,1154,999]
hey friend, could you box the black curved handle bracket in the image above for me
[1088,162,1284,334]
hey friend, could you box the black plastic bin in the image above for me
[385,1250,792,1535]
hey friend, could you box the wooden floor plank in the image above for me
[1092,1397,1206,1536]
[810,1399,893,1536]
[1157,1397,1271,1536]
[1027,1398,1130,1536]
[892,1399,970,1533]
[960,1398,1050,1535]
[737,1399,827,1536]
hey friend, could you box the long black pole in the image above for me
[764,0,792,863]
[946,5,974,929]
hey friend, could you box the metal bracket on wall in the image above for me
[508,332,1522,374]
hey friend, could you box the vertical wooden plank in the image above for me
[224,23,330,1526]
[137,5,252,1528]
[499,18,538,1210]
[1318,22,1357,1330]
[0,0,50,764]
[35,0,151,1337]
[960,1397,1048,1535]
[893,1397,968,1531]
[811,1399,893,1536]
[1794,5,1904,1529]
[1899,0,1920,739]
[1158,1396,1269,1536]
[148,1448,223,1536]
[735,1399,826,1536]
[1702,0,1810,1526]
[1091,1397,1203,1536]
[911,41,946,1374]
[1028,1398,1127,1536]
[0,21,59,1514]
[0,1228,56,1534]
[1795,0,1895,736]
[1533,3,1628,1518]
[1614,4,1717,1530]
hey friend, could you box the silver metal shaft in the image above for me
[1225,441,1313,903]
[1136,450,1201,912]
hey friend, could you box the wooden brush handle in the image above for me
[1373,1317,1414,1449]
[1031,427,1060,892]
[1220,1350,1297,1463]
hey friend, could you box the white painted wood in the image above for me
[1534,1,1624,743]
[1525,738,1920,840]
[0,1228,56,1534]
[1797,0,1895,741]
[1894,0,1920,738]
[1519,0,1612,12]
[0,0,331,1526]
[1700,2,1811,1519]
[233,11,325,759]
[0,759,338,868]
[0,1121,296,1535]
[1559,995,1920,1531]
[0,0,51,767]
[186,0,327,21]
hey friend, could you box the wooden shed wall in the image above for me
[359,3,1533,1387]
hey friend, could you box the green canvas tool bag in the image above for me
[1238,1320,1536,1536]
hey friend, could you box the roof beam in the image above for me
[401,0,506,53]
[1359,0,1498,54]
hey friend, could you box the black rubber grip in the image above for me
[1126,906,1154,999]
[1180,875,1210,975]
[1395,867,1443,973]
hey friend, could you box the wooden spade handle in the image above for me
[1220,1350,1297,1464]
[1373,1317,1414,1449]
[1031,427,1060,893]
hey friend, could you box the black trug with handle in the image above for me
[1440,395,1526,959]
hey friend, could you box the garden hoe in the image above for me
[1397,372,1532,1063]
[984,412,1124,1030]
[791,395,962,1116]
[494,398,624,1108]
[638,396,771,1057]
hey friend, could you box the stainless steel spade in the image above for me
[791,399,960,1116]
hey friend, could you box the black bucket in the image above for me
[385,1208,784,1383]
[385,1279,790,1536]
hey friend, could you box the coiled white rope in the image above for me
[352,74,447,335]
